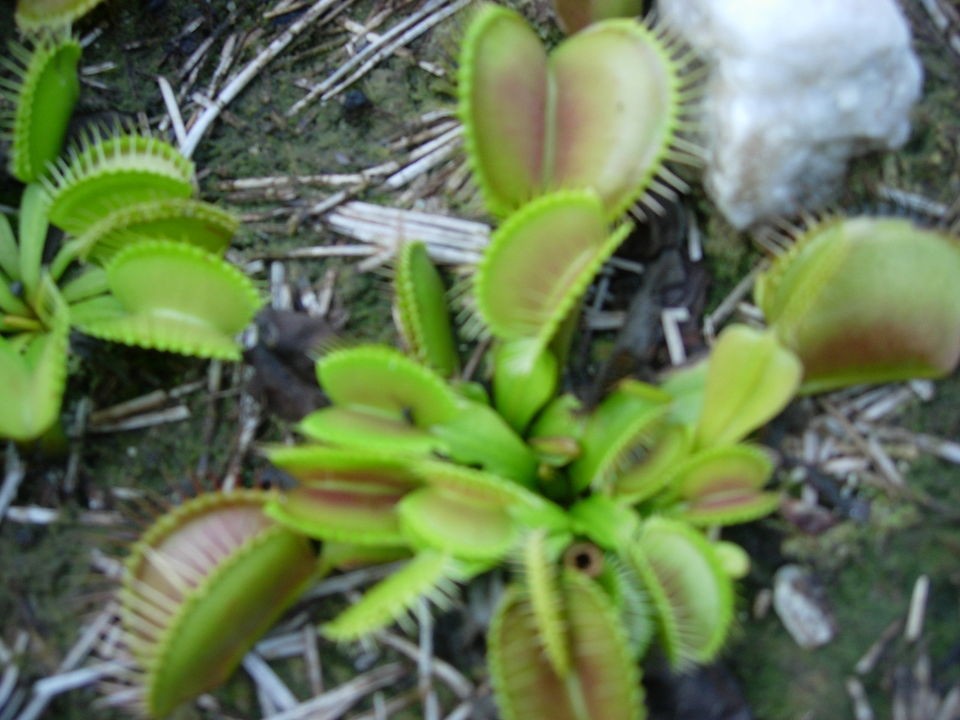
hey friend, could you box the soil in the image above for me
[1,1,959,719]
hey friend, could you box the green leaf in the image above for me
[629,517,734,668]
[553,0,646,33]
[522,530,569,676]
[317,345,461,428]
[660,360,707,429]
[74,197,238,266]
[322,551,462,641]
[263,445,420,546]
[16,0,108,30]
[5,35,81,182]
[459,5,682,219]
[119,490,317,719]
[569,379,671,492]
[489,572,645,720]
[0,271,31,317]
[528,394,587,467]
[0,213,20,281]
[394,241,459,376]
[398,486,519,560]
[568,495,639,550]
[458,3,548,218]
[298,406,447,455]
[18,184,50,300]
[474,190,631,351]
[665,444,779,526]
[74,240,260,360]
[409,459,564,531]
[59,266,109,304]
[430,399,539,484]
[0,315,68,441]
[493,338,558,433]
[694,324,801,449]
[597,554,654,660]
[757,216,960,392]
[44,133,195,234]
[612,425,691,504]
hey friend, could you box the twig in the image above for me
[303,625,324,696]
[376,631,473,699]
[252,244,378,261]
[157,75,188,148]
[383,126,464,189]
[819,400,905,489]
[89,381,204,425]
[87,406,192,434]
[904,575,930,643]
[59,603,119,673]
[323,201,489,265]
[846,677,875,720]
[301,561,406,600]
[855,618,903,675]
[222,388,261,491]
[703,261,768,339]
[0,444,25,530]
[261,663,406,720]
[417,600,439,720]
[1,506,121,525]
[16,663,127,720]
[288,0,461,115]
[243,651,298,713]
[62,398,90,496]
[349,690,419,720]
[180,0,345,158]
[661,306,691,365]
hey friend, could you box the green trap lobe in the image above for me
[459,4,548,217]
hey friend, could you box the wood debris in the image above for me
[772,564,837,649]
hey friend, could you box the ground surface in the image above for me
[1,1,960,719]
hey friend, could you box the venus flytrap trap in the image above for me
[15,0,109,31]
[551,0,646,35]
[458,3,693,221]
[1,31,81,183]
[115,490,318,718]
[754,215,960,392]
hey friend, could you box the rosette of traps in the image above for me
[0,27,260,441]
[245,215,803,720]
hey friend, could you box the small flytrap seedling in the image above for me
[0,29,260,441]
[106,4,960,719]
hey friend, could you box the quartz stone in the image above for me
[659,0,923,228]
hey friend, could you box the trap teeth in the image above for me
[3,34,81,183]
[118,490,317,718]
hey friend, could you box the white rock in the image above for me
[659,0,923,228]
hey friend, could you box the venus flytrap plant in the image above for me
[1,185,81,440]
[0,34,261,440]
[245,216,799,719]
[103,6,960,719]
